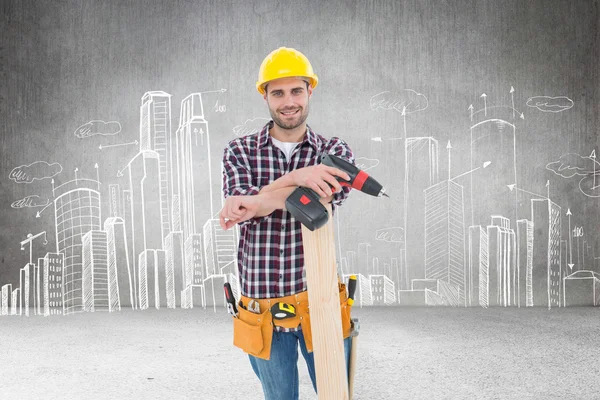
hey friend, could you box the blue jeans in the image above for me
[249,328,352,400]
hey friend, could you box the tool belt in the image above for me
[232,283,353,360]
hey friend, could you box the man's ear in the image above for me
[308,85,313,98]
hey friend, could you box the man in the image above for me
[219,47,355,399]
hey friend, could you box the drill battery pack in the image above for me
[285,187,329,231]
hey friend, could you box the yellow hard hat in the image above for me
[256,47,319,95]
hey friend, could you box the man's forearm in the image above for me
[259,171,296,193]
[255,186,297,216]
[255,186,335,217]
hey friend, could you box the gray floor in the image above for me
[1,306,598,399]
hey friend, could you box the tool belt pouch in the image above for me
[232,307,273,360]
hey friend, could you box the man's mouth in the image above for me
[280,109,300,116]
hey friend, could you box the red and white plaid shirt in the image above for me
[222,121,354,302]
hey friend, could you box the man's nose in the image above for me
[282,92,296,105]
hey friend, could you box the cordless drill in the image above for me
[285,153,389,231]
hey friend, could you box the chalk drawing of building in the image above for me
[531,199,562,308]
[11,288,20,316]
[517,219,533,307]
[468,226,488,307]
[424,180,466,306]
[173,93,214,239]
[33,260,41,315]
[203,219,237,277]
[564,270,600,306]
[82,230,112,312]
[140,91,172,239]
[53,180,102,315]
[44,252,64,316]
[2,284,12,315]
[165,231,184,308]
[404,137,439,289]
[104,217,130,310]
[108,184,122,218]
[20,264,32,316]
[369,275,396,305]
[127,150,163,308]
[469,119,518,235]
[486,216,516,307]
[182,233,204,308]
[137,249,166,310]
[122,189,135,307]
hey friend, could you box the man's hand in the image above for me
[290,164,351,198]
[219,195,262,230]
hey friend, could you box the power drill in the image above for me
[285,153,389,231]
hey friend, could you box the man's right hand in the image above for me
[290,165,351,198]
[219,195,261,230]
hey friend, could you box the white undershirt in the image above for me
[270,136,301,162]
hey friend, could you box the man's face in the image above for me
[264,77,312,130]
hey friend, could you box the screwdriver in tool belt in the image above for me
[223,282,238,317]
[347,275,357,306]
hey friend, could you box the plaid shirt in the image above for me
[222,121,354,304]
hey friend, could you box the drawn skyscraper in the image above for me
[20,264,33,316]
[173,93,214,239]
[424,180,466,306]
[108,184,122,218]
[105,217,130,309]
[203,219,237,277]
[517,219,533,307]
[404,137,439,288]
[468,226,488,307]
[165,231,184,308]
[182,233,204,308]
[531,199,562,308]
[140,91,172,239]
[44,252,64,316]
[122,189,135,307]
[127,150,163,307]
[469,119,518,232]
[2,284,12,315]
[486,216,516,307]
[82,230,111,312]
[53,181,102,314]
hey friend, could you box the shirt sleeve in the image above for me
[325,137,355,216]
[222,142,268,226]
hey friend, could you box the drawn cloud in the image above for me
[11,195,49,209]
[75,120,122,138]
[355,157,379,172]
[546,153,596,178]
[233,117,270,137]
[9,161,62,183]
[375,227,404,244]
[526,96,574,113]
[370,89,428,114]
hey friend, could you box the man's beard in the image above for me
[269,103,310,130]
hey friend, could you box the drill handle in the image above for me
[320,153,358,187]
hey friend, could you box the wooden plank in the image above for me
[302,203,348,400]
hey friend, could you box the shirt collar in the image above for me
[258,120,319,151]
